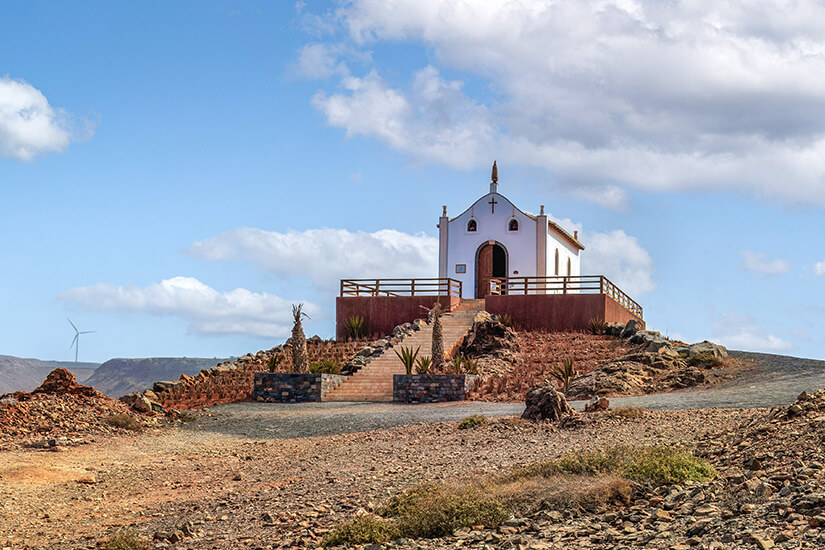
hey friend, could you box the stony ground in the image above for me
[4,397,814,550]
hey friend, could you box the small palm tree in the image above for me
[421,302,445,371]
[549,357,578,394]
[395,345,420,376]
[291,303,309,372]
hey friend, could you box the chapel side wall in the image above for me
[485,294,640,332]
[335,296,460,340]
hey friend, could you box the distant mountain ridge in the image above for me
[0,355,99,394]
[85,357,232,398]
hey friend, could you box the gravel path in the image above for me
[186,400,525,440]
[187,351,825,440]
[597,350,825,411]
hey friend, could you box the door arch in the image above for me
[475,241,508,298]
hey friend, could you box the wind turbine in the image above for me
[67,318,96,363]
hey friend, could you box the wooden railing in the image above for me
[340,278,462,298]
[489,275,643,318]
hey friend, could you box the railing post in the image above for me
[411,279,415,296]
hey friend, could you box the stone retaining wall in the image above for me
[393,374,476,404]
[149,339,376,410]
[253,373,346,403]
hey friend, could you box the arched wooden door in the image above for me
[476,243,507,298]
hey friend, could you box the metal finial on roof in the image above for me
[491,161,498,183]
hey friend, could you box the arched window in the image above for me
[554,249,559,275]
[567,258,572,276]
[508,218,519,231]
[467,219,477,232]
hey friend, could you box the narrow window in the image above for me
[467,219,477,232]
[508,218,519,231]
[567,258,572,276]
[554,249,559,275]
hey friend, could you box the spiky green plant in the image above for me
[309,359,341,374]
[267,354,281,373]
[549,357,578,394]
[344,315,367,339]
[463,356,479,375]
[415,356,432,374]
[395,345,420,376]
[587,317,607,335]
[498,313,514,328]
[452,354,463,375]
[291,303,309,372]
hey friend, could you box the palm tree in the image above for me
[291,303,309,372]
[421,301,445,371]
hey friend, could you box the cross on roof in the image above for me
[488,196,498,213]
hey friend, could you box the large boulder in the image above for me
[522,384,576,421]
[460,319,519,357]
[688,341,728,362]
[620,319,642,339]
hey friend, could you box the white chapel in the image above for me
[438,162,584,299]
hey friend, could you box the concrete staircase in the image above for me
[324,299,486,402]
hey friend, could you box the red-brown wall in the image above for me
[484,294,643,332]
[336,296,460,339]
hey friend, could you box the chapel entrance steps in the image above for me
[324,299,485,402]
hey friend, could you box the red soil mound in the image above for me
[470,331,643,402]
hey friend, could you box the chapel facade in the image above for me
[438,162,584,298]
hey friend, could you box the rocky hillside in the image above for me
[0,355,98,394]
[84,357,230,398]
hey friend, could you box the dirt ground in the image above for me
[0,403,758,549]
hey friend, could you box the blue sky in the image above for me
[1,1,824,363]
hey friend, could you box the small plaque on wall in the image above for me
[455,264,466,273]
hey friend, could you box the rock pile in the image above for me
[0,369,155,450]
[567,321,729,400]
[458,313,520,377]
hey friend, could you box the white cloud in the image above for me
[301,0,825,207]
[294,43,351,79]
[580,229,656,298]
[739,250,792,276]
[814,260,825,276]
[58,276,317,339]
[712,310,793,352]
[0,77,90,161]
[188,227,438,292]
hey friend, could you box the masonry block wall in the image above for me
[150,338,377,410]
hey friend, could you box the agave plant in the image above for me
[452,354,463,375]
[549,357,578,394]
[587,317,607,335]
[463,355,479,375]
[499,313,514,328]
[415,356,432,374]
[344,315,367,339]
[267,354,281,373]
[394,345,420,376]
[291,303,310,372]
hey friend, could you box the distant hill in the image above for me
[0,355,99,394]
[85,357,231,398]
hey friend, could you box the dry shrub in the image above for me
[104,413,144,433]
[380,483,508,539]
[505,446,716,485]
[495,475,632,514]
[322,515,399,547]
